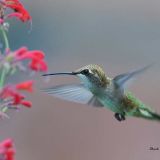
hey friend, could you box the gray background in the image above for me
[0,0,160,160]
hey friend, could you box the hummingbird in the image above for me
[42,64,160,122]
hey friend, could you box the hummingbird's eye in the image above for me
[81,69,89,75]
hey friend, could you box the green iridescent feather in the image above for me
[124,92,160,121]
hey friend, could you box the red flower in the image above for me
[0,139,13,148]
[16,80,33,92]
[0,83,32,108]
[20,100,32,108]
[1,0,31,22]
[13,46,28,56]
[0,138,15,160]
[14,47,48,72]
[29,58,48,72]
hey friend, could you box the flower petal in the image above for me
[20,100,32,108]
[16,80,33,92]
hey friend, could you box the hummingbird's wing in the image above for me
[41,84,103,107]
[87,96,104,107]
[113,64,152,96]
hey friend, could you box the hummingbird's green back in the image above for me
[122,92,160,121]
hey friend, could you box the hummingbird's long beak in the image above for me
[42,72,78,76]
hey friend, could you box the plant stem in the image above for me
[0,27,9,50]
[0,68,6,88]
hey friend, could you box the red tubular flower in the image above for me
[12,92,24,105]
[0,84,32,108]
[2,0,31,22]
[16,80,33,92]
[13,46,28,56]
[1,86,24,105]
[29,58,48,72]
[0,139,13,148]
[20,100,32,108]
[0,138,15,160]
[14,47,48,72]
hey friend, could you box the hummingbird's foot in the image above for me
[114,113,125,121]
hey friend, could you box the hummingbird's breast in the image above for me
[95,81,125,113]
[97,82,139,115]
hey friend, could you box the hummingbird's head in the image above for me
[73,64,109,89]
[42,64,110,89]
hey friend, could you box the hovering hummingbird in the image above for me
[42,64,160,122]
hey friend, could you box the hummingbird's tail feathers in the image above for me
[135,108,160,122]
[146,110,160,121]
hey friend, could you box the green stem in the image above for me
[0,27,9,50]
[0,68,6,88]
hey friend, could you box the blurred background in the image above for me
[1,0,160,159]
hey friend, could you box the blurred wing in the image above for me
[87,96,104,107]
[113,64,152,96]
[41,84,103,107]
